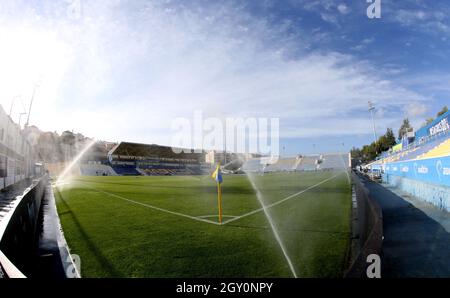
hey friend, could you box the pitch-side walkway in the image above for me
[360,176,450,277]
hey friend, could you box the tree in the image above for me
[437,106,448,117]
[351,147,363,160]
[398,118,412,140]
[351,128,397,164]
[383,128,396,149]
[423,117,434,127]
[61,130,76,146]
[362,144,377,162]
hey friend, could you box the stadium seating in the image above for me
[417,138,450,159]
[80,164,117,176]
[241,158,266,172]
[111,165,141,175]
[136,160,206,176]
[380,136,449,164]
[110,162,207,176]
[319,154,347,169]
[138,164,205,176]
[109,142,204,163]
[295,156,318,171]
[378,130,450,212]
[264,158,297,172]
[378,129,450,164]
[107,142,208,176]
[222,159,244,172]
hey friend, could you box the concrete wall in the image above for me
[384,174,450,212]
[345,172,383,278]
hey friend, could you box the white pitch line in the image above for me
[221,172,343,225]
[71,171,342,227]
[78,183,221,226]
[197,215,237,219]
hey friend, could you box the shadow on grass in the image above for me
[55,187,122,277]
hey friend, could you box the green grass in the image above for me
[54,170,351,278]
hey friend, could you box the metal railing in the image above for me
[0,175,48,278]
[0,250,26,278]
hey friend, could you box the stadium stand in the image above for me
[111,164,141,176]
[295,155,318,171]
[241,158,266,172]
[107,142,208,176]
[377,111,450,164]
[264,157,297,172]
[79,164,117,176]
[222,159,244,173]
[379,134,449,163]
[368,110,450,211]
[292,156,302,170]
[138,163,206,176]
[240,154,348,173]
[319,154,348,169]
[418,138,450,159]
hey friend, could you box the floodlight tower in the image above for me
[18,112,27,127]
[368,101,377,143]
[9,95,21,117]
[26,83,39,127]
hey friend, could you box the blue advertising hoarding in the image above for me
[383,155,450,187]
[415,110,450,140]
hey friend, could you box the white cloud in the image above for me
[350,37,375,51]
[320,12,338,24]
[0,1,427,145]
[337,4,350,15]
[405,102,428,118]
[393,9,450,35]
[362,37,375,44]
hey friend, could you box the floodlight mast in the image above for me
[26,84,39,127]
[9,95,21,117]
[18,112,27,127]
[368,101,377,143]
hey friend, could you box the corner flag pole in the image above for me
[217,181,223,224]
[212,162,223,224]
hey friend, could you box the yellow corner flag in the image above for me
[211,163,223,224]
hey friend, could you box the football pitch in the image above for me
[54,170,352,278]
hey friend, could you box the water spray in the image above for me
[56,139,97,185]
[245,171,298,278]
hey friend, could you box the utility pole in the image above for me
[368,101,377,143]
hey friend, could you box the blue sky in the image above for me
[1,0,449,155]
